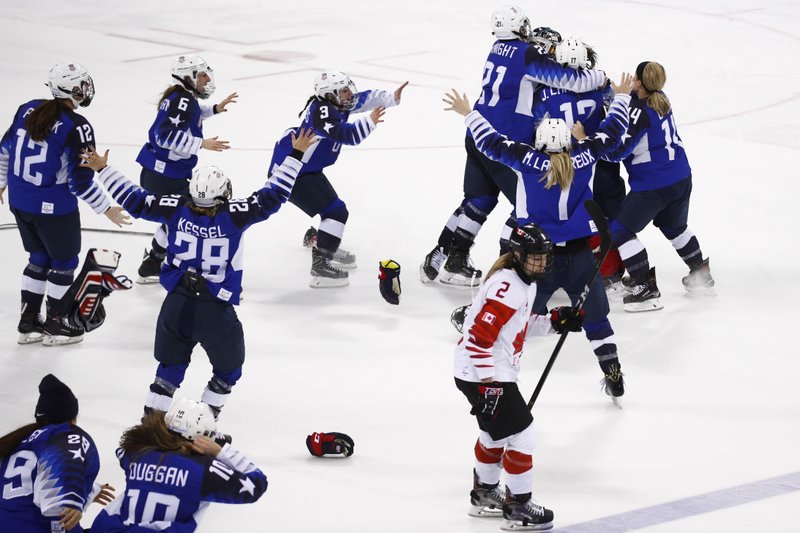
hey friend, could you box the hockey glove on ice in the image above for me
[471,384,504,417]
[550,306,585,334]
[306,432,355,457]
[378,259,401,305]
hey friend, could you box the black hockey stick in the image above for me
[527,199,612,410]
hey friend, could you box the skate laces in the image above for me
[476,485,506,506]
[519,498,547,517]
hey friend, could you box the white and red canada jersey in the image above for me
[453,268,553,383]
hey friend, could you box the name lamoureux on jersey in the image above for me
[0,422,100,524]
[95,151,304,304]
[453,269,553,383]
[269,89,398,175]
[0,99,111,216]
[464,93,631,244]
[91,444,267,531]
[136,88,216,179]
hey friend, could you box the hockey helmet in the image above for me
[165,398,217,441]
[535,118,572,153]
[314,71,358,110]
[171,55,216,99]
[47,62,95,108]
[491,5,531,41]
[555,38,590,69]
[530,26,562,55]
[190,165,232,207]
[508,223,553,282]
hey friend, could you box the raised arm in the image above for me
[525,47,607,94]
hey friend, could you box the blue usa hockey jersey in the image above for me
[0,100,110,216]
[533,84,613,133]
[136,88,216,179]
[91,444,267,532]
[465,93,631,243]
[269,89,397,176]
[605,93,691,191]
[0,422,100,533]
[95,151,304,304]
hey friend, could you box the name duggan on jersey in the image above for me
[128,461,189,487]
[177,217,227,239]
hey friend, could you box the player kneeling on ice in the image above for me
[91,399,267,532]
[454,223,584,531]
[79,128,318,426]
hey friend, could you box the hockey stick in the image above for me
[527,199,612,410]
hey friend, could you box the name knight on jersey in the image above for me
[490,42,519,58]
[177,217,227,238]
[128,461,189,487]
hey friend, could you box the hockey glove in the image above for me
[378,259,401,305]
[550,306,585,334]
[306,432,355,457]
[471,384,504,417]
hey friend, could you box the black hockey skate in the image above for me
[331,246,358,270]
[682,258,715,295]
[420,245,448,283]
[137,249,162,284]
[469,471,505,518]
[623,267,663,312]
[601,362,625,409]
[501,493,554,531]
[310,247,349,288]
[439,249,481,287]
[42,315,85,347]
[18,307,45,345]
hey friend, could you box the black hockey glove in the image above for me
[378,259,401,305]
[306,432,355,457]
[471,383,504,417]
[550,306,585,334]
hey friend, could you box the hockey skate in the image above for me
[682,258,715,295]
[420,245,448,283]
[601,362,624,409]
[501,494,554,531]
[18,307,45,345]
[137,249,162,284]
[469,472,506,518]
[310,247,349,288]
[603,274,625,297]
[623,268,663,312]
[331,247,358,270]
[439,249,481,287]
[42,315,85,346]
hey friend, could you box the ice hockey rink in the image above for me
[1,0,799,531]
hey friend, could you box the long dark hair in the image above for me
[0,422,45,458]
[119,412,192,459]
[297,95,317,118]
[25,99,71,142]
[159,85,191,106]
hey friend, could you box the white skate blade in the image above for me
[136,275,161,285]
[605,281,625,297]
[501,518,553,531]
[684,285,717,296]
[438,271,481,287]
[309,276,349,289]
[419,264,438,284]
[331,260,358,270]
[468,505,504,518]
[17,331,45,345]
[42,334,84,347]
[623,299,663,312]
[611,396,623,409]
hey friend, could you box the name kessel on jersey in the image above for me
[177,217,227,239]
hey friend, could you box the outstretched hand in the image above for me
[290,127,320,152]
[443,89,471,117]
[80,146,109,171]
[216,92,239,113]
[572,121,587,141]
[201,136,231,151]
[611,72,634,96]
[370,106,386,125]
[394,81,409,103]
[105,206,132,227]
[93,483,116,506]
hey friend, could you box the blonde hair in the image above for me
[485,253,515,280]
[540,151,574,190]
[640,62,671,117]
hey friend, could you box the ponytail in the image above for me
[540,151,574,190]
[637,61,671,117]
[298,95,316,118]
[159,85,189,106]
[25,100,70,142]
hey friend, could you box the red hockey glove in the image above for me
[306,432,354,457]
[550,306,585,334]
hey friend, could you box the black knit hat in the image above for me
[35,374,79,424]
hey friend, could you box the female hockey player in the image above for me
[79,128,317,425]
[444,72,633,404]
[0,62,130,346]
[606,61,715,312]
[0,374,115,532]
[453,223,584,531]
[135,55,238,283]
[269,71,408,288]
[420,6,608,288]
[91,398,267,532]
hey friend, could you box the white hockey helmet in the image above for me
[535,118,572,153]
[555,38,589,69]
[165,398,217,441]
[314,71,358,110]
[171,55,216,99]
[491,5,532,41]
[190,165,232,207]
[47,62,95,108]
